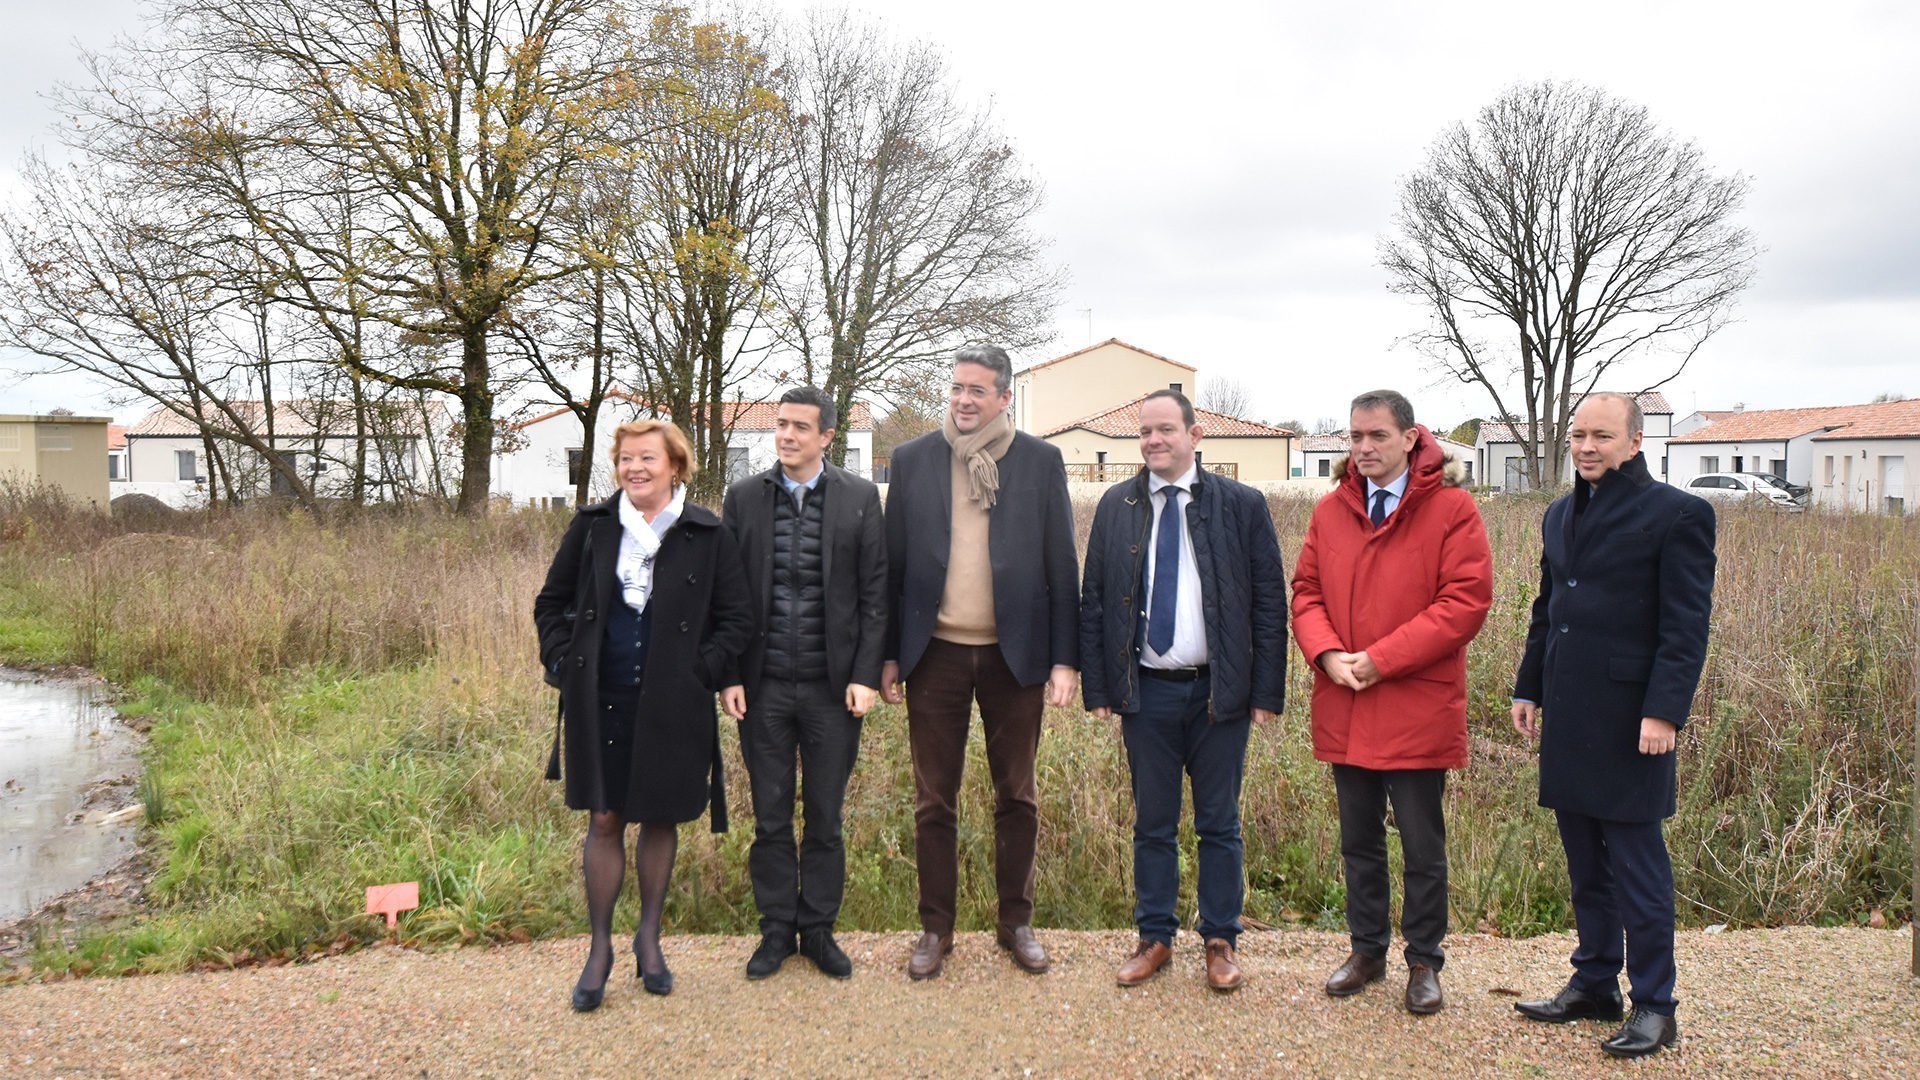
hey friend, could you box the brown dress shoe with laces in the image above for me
[907,931,953,981]
[1204,938,1245,993]
[1405,963,1444,1014]
[1324,950,1386,996]
[1115,939,1173,986]
[997,925,1050,974]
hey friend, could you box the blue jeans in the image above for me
[1121,671,1250,946]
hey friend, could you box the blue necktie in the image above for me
[1370,489,1389,529]
[1146,487,1182,655]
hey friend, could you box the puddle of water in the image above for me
[0,670,143,921]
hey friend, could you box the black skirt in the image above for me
[596,686,640,814]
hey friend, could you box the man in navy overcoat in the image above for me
[1510,392,1716,1059]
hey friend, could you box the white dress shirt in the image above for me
[1366,468,1410,522]
[1142,464,1209,669]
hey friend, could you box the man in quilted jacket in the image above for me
[1291,389,1493,1015]
[1079,389,1289,993]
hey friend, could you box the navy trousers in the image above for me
[1556,810,1677,1015]
[1121,670,1251,947]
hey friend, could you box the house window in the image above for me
[1699,456,1719,474]
[1169,383,1182,394]
[566,448,585,487]
[1660,456,1668,478]
[843,447,864,475]
[1823,456,1835,486]
[1769,459,1786,478]
[0,429,19,451]
[107,454,124,481]
[1731,455,1744,474]
[1317,459,1331,477]
[176,449,199,481]
[725,446,753,482]
[1096,451,1107,465]
[41,429,73,451]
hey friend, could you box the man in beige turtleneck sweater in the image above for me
[882,344,1081,981]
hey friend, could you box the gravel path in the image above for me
[3,927,1914,1077]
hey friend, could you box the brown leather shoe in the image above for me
[1115,939,1172,987]
[996,925,1050,974]
[1406,963,1444,1014]
[907,931,952,981]
[1324,950,1386,996]
[1204,938,1245,993]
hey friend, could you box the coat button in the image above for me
[1122,596,1132,607]
[687,573,697,584]
[1129,545,1139,554]
[576,656,586,667]
[679,621,690,633]
[1567,579,1578,588]
[584,608,596,620]
[1559,624,1569,634]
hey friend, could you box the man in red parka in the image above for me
[1292,389,1493,1015]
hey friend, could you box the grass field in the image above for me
[1,484,1914,975]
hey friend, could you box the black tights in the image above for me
[579,812,679,988]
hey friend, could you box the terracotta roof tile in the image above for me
[107,424,126,450]
[1014,338,1198,377]
[1669,400,1920,444]
[1042,396,1296,439]
[1807,399,1920,440]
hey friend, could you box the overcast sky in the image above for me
[3,0,1915,429]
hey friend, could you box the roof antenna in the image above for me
[1079,308,1093,345]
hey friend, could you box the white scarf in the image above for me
[616,485,684,611]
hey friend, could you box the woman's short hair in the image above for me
[607,418,697,485]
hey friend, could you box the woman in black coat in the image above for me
[533,418,754,1009]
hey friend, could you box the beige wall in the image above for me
[1043,429,1295,482]
[0,416,111,507]
[1014,342,1196,435]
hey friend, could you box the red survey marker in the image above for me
[364,882,420,928]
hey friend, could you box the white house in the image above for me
[1299,434,1348,481]
[121,400,451,507]
[1476,392,1674,490]
[493,391,875,509]
[1668,399,1920,513]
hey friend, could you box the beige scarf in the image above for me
[942,409,1017,510]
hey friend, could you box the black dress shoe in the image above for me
[746,933,797,980]
[1602,1007,1677,1058]
[571,949,613,1012]
[639,956,674,997]
[1515,982,1625,1023]
[570,982,605,1012]
[800,930,853,979]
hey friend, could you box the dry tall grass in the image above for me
[0,486,1913,972]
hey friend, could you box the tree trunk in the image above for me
[455,326,494,516]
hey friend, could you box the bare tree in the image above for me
[1381,81,1757,488]
[61,0,656,514]
[776,11,1064,462]
[0,155,321,509]
[1198,376,1255,420]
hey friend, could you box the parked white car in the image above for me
[1683,472,1807,511]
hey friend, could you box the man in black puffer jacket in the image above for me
[1080,389,1289,993]
[721,386,888,982]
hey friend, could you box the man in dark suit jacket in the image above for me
[1079,390,1288,993]
[881,344,1080,980]
[1511,392,1717,1059]
[721,386,888,981]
